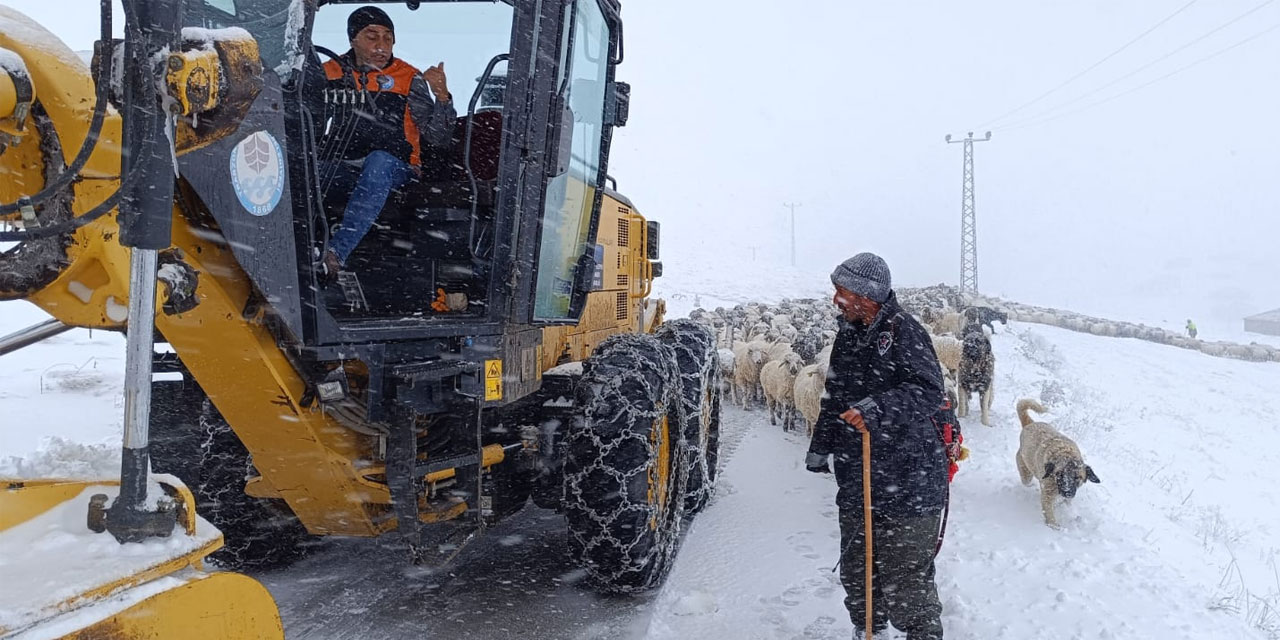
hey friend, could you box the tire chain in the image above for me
[563,333,691,592]
[655,319,722,514]
[194,398,309,568]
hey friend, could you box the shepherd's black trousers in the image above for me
[838,510,944,639]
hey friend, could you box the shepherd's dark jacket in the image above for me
[807,292,948,518]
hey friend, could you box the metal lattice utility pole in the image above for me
[783,202,800,267]
[945,131,991,294]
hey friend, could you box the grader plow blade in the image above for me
[0,477,283,639]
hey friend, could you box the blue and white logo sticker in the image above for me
[377,73,394,91]
[229,130,284,216]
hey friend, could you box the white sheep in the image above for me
[747,322,771,342]
[792,361,829,437]
[816,344,834,368]
[762,340,793,365]
[929,311,964,336]
[731,340,768,408]
[760,352,804,431]
[930,334,962,378]
[717,347,736,394]
[716,324,736,350]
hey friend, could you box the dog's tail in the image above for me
[1016,398,1047,427]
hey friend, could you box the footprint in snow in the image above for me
[793,542,821,560]
[799,615,838,639]
[670,590,718,616]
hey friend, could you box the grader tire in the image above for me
[150,380,312,569]
[655,319,722,514]
[564,334,688,593]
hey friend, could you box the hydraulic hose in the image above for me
[0,162,136,242]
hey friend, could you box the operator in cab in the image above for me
[319,6,457,276]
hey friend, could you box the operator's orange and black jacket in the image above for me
[322,53,456,166]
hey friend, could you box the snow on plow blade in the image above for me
[0,478,282,639]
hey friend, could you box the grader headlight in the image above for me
[166,28,264,154]
[0,45,35,146]
[165,47,220,116]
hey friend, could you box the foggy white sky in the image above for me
[5,0,1277,324]
[608,0,1280,325]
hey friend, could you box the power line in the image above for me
[976,0,1198,131]
[999,20,1280,133]
[994,0,1277,132]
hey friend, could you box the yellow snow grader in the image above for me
[0,0,720,636]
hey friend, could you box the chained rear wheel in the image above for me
[655,319,721,514]
[563,334,688,593]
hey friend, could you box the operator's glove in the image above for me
[805,452,832,474]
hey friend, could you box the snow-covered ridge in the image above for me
[899,284,1280,364]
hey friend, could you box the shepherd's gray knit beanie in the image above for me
[830,253,891,303]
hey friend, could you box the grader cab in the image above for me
[0,0,720,636]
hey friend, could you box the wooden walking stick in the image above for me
[832,408,873,640]
[855,420,873,640]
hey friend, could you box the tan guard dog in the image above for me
[1015,399,1100,528]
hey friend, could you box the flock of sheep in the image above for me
[686,286,1005,434]
[688,299,838,436]
[687,282,1280,446]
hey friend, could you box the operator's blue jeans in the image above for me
[324,151,414,265]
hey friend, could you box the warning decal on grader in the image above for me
[485,359,503,401]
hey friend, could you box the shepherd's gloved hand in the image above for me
[805,452,831,474]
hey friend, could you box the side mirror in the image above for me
[609,81,630,127]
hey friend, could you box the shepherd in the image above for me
[806,253,948,640]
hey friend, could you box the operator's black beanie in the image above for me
[348,6,395,41]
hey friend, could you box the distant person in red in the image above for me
[319,6,456,275]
